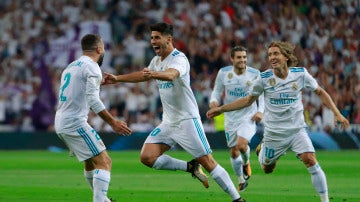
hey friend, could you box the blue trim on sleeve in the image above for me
[290,67,304,72]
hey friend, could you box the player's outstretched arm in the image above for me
[143,67,179,81]
[206,95,258,119]
[315,86,349,129]
[102,72,118,85]
[102,70,150,85]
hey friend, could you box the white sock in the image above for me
[210,164,240,200]
[230,156,245,183]
[84,170,94,190]
[152,154,187,171]
[241,146,250,165]
[84,170,112,202]
[93,169,111,202]
[258,143,264,165]
[307,163,328,202]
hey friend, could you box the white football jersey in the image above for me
[148,49,200,124]
[251,67,318,134]
[210,66,264,130]
[55,56,105,133]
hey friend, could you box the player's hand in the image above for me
[110,119,132,136]
[206,107,223,119]
[334,114,349,130]
[251,112,263,122]
[142,68,152,79]
[209,101,219,109]
[102,72,117,85]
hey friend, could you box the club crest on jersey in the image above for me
[228,73,233,79]
[269,78,276,86]
[292,83,298,91]
[246,81,251,86]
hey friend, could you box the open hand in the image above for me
[111,119,132,136]
[102,72,117,85]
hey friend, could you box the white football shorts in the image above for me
[259,128,315,165]
[56,123,106,162]
[225,119,256,148]
[144,118,212,158]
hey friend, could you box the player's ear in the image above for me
[167,35,172,43]
[95,46,101,54]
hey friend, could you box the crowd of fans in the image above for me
[0,0,359,134]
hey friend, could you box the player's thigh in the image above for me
[226,120,256,148]
[140,142,170,159]
[57,125,106,162]
[225,130,238,148]
[235,119,256,142]
[143,123,176,147]
[261,131,290,165]
[291,128,315,154]
[174,118,212,158]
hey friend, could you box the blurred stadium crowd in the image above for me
[0,0,359,135]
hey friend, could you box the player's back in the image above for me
[55,56,100,133]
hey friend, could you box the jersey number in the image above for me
[59,73,71,101]
[264,147,275,159]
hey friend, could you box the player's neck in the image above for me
[83,52,98,63]
[274,67,288,79]
[161,47,175,61]
[234,67,246,75]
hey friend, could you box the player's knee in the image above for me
[299,152,317,167]
[236,138,248,153]
[263,164,275,174]
[264,168,274,174]
[230,148,240,159]
[105,156,112,167]
[140,154,154,168]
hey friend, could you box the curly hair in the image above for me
[268,41,298,67]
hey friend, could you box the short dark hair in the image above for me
[231,46,247,58]
[81,34,102,51]
[149,22,173,36]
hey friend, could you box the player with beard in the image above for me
[209,46,264,191]
[207,41,349,202]
[102,22,245,202]
[55,34,132,202]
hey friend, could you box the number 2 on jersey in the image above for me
[59,73,71,101]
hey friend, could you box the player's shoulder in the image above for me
[170,49,186,58]
[289,67,305,73]
[246,66,260,74]
[260,69,274,78]
[219,65,233,72]
[75,56,95,67]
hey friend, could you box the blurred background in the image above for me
[0,0,359,150]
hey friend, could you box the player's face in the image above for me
[231,51,247,73]
[268,46,287,71]
[151,31,171,57]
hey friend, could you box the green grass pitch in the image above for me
[0,150,359,202]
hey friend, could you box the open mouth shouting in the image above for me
[153,46,161,55]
